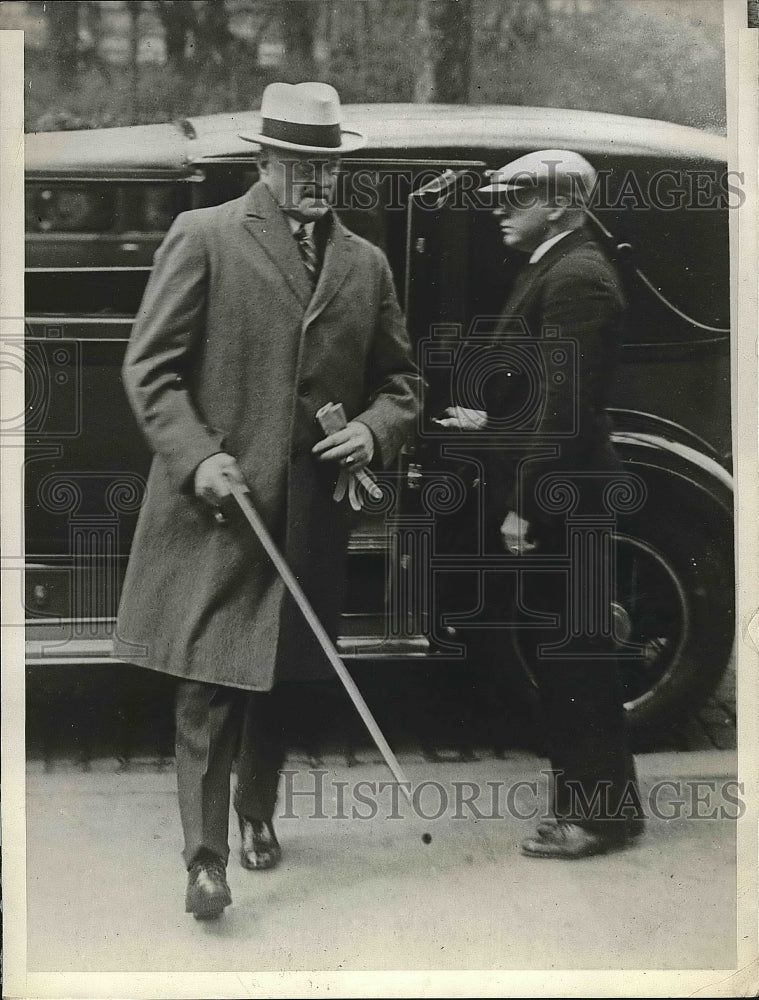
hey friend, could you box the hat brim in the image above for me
[478,181,537,193]
[239,129,367,154]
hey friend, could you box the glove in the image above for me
[315,402,382,509]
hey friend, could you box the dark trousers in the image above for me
[519,529,642,838]
[175,680,288,868]
[528,645,639,834]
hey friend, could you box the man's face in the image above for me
[260,147,341,221]
[492,190,555,253]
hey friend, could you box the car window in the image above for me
[26,184,115,234]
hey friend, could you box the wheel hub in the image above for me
[611,602,633,644]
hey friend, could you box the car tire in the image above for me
[508,490,734,733]
[612,502,734,731]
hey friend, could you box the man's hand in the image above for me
[194,452,246,507]
[501,511,537,554]
[435,406,488,431]
[312,420,375,471]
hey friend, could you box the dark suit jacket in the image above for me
[483,227,626,532]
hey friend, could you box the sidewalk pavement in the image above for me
[25,750,738,974]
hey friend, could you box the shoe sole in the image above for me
[192,907,226,921]
[521,839,629,859]
[240,849,281,871]
[536,822,644,842]
[185,890,232,920]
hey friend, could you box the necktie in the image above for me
[293,223,318,286]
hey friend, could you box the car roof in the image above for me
[26,103,726,175]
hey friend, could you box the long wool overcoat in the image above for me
[115,181,421,689]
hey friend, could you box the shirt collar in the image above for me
[529,229,573,264]
[283,212,315,239]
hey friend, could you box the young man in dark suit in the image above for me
[441,150,643,858]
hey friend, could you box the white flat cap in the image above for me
[479,148,597,202]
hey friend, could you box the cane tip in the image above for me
[421,832,432,845]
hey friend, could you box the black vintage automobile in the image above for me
[23,104,734,731]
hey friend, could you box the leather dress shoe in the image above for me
[537,816,645,840]
[521,820,629,859]
[185,857,232,919]
[239,816,281,871]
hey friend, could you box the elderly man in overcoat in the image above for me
[441,150,643,859]
[116,82,421,918]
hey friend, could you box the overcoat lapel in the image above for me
[303,217,354,330]
[241,182,313,308]
[241,182,355,324]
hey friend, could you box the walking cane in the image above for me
[221,482,432,843]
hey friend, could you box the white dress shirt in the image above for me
[284,214,315,240]
[529,229,573,264]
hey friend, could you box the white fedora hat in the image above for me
[240,82,366,154]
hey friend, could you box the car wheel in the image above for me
[508,507,734,733]
[611,510,734,731]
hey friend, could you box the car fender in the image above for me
[611,429,734,522]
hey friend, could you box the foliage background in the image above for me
[0,0,727,133]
